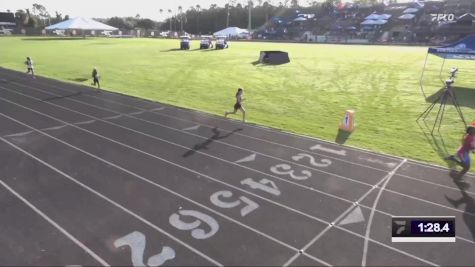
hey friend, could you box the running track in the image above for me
[0,67,474,266]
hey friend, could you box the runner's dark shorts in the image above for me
[234,103,242,110]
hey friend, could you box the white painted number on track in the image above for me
[270,164,312,180]
[292,153,332,168]
[210,190,259,217]
[114,231,176,267]
[169,210,219,239]
[310,144,347,156]
[241,178,281,196]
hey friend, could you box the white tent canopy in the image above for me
[213,27,249,37]
[45,17,117,31]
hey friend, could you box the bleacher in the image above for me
[254,0,475,45]
[0,12,15,35]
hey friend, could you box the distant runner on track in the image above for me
[224,88,246,123]
[92,67,100,90]
[25,57,35,78]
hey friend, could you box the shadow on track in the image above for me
[183,127,242,158]
[445,174,475,241]
[40,91,82,102]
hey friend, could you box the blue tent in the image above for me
[427,35,475,60]
[420,35,475,97]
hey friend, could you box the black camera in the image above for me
[445,79,454,86]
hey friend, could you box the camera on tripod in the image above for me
[445,79,454,86]
[449,67,458,78]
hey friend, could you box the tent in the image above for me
[420,35,475,97]
[213,27,249,38]
[398,14,416,20]
[403,8,420,14]
[45,17,117,31]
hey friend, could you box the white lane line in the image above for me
[284,158,438,267]
[2,84,473,221]
[2,84,473,220]
[6,77,392,173]
[310,144,347,157]
[11,78,474,187]
[3,131,34,138]
[149,107,165,112]
[362,159,407,267]
[6,72,475,180]
[182,125,200,131]
[0,136,222,267]
[3,73,459,262]
[0,112,304,261]
[0,179,110,267]
[0,85,377,210]
[42,124,67,131]
[0,87,435,266]
[75,120,96,126]
[129,111,145,116]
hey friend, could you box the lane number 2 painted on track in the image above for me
[292,153,332,168]
[114,231,176,267]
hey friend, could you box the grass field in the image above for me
[1,36,474,167]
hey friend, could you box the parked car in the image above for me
[180,36,191,50]
[200,35,214,49]
[215,36,229,49]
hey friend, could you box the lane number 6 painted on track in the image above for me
[169,210,219,240]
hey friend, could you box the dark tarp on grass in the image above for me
[259,51,290,65]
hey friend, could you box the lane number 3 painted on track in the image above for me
[270,164,312,180]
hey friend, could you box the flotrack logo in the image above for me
[431,13,456,22]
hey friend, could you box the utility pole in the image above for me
[248,0,252,32]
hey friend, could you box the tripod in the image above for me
[417,79,467,134]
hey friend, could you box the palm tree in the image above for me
[196,5,201,34]
[168,9,172,31]
[178,6,183,33]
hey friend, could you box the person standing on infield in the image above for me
[225,88,246,123]
[446,124,475,179]
[25,57,35,78]
[92,67,100,90]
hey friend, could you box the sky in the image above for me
[4,0,415,21]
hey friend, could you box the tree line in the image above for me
[11,0,388,33]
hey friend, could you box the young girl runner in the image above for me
[446,124,475,178]
[25,57,35,78]
[225,88,246,122]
